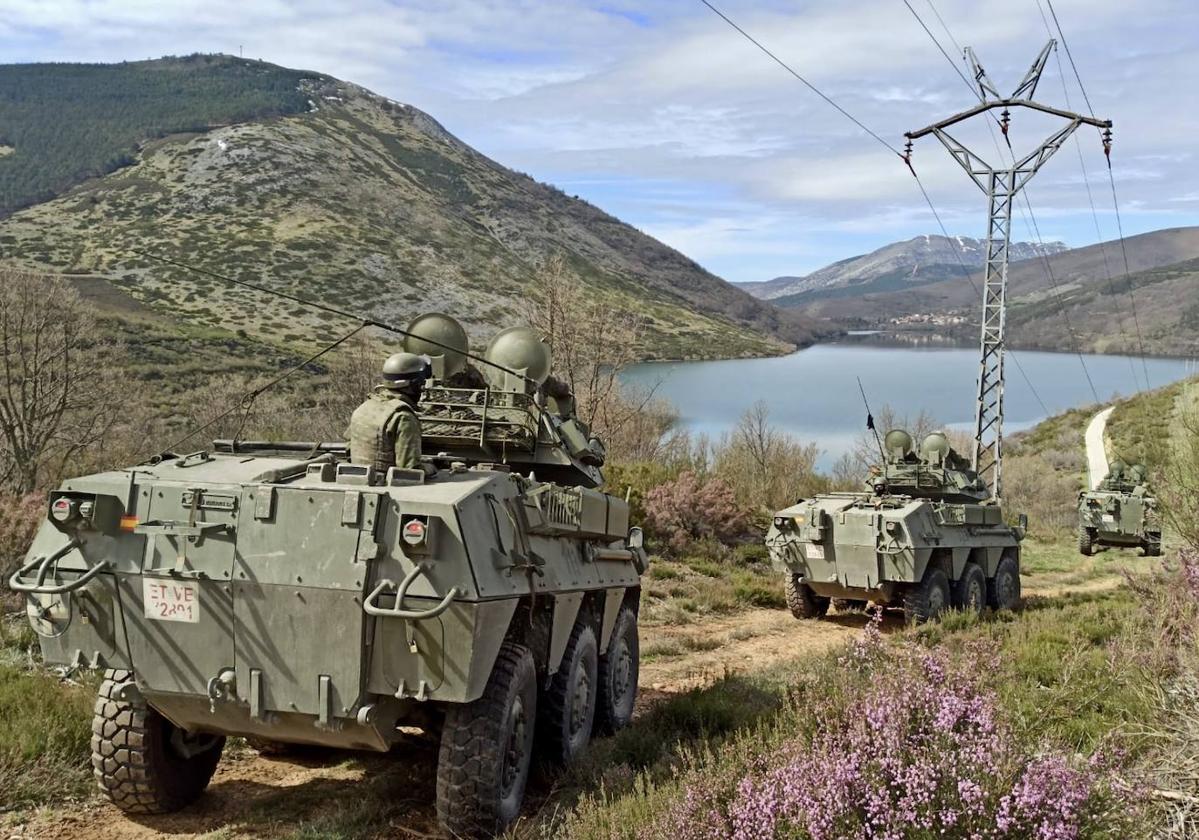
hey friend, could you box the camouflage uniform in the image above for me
[348,388,422,473]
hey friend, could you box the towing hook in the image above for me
[206,668,238,713]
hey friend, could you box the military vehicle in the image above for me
[1078,460,1161,556]
[11,313,645,839]
[766,430,1023,623]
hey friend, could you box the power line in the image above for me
[898,0,1100,406]
[1041,0,1152,389]
[1032,0,1144,390]
[909,175,1052,415]
[700,0,1055,417]
[697,0,901,155]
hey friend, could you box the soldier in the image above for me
[348,352,430,474]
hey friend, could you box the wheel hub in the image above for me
[612,641,632,701]
[501,698,527,797]
[569,667,591,737]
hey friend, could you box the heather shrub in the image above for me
[643,471,754,553]
[649,613,1124,840]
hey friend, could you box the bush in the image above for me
[649,614,1125,840]
[643,471,754,553]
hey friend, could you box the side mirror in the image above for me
[1017,513,1029,531]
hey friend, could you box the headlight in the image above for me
[50,497,76,523]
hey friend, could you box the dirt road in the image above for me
[1086,406,1115,489]
[6,574,1119,840]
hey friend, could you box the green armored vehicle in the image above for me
[766,430,1023,624]
[1078,460,1161,556]
[12,314,645,839]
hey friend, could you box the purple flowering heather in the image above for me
[653,620,1109,840]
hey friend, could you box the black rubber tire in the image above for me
[436,642,537,839]
[903,566,951,624]
[594,606,638,736]
[988,551,1022,612]
[1143,533,1162,557]
[832,598,867,614]
[91,670,224,815]
[951,562,987,614]
[785,574,829,620]
[538,622,598,766]
[1078,525,1095,556]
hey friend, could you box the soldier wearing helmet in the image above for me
[348,352,431,475]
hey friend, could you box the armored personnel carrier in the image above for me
[12,314,645,839]
[766,430,1023,624]
[1078,460,1161,556]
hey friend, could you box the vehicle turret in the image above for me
[868,429,989,503]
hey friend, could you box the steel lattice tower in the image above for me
[905,41,1111,499]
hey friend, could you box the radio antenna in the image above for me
[128,249,538,385]
[857,376,886,464]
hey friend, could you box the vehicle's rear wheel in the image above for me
[594,606,638,736]
[437,642,537,839]
[832,598,867,614]
[785,574,829,619]
[988,551,1021,612]
[1078,524,1095,556]
[92,670,224,815]
[538,622,598,766]
[951,562,987,614]
[902,567,950,624]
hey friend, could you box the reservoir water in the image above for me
[621,338,1196,469]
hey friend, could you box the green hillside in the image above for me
[0,56,821,361]
[0,55,317,215]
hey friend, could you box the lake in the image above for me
[621,338,1197,468]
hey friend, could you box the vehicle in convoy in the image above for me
[12,314,646,839]
[766,430,1024,624]
[1078,461,1161,556]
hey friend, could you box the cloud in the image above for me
[1,0,1196,280]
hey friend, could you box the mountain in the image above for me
[797,227,1199,357]
[0,55,826,362]
[736,235,1068,307]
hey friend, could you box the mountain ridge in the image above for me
[737,234,1068,306]
[0,55,827,361]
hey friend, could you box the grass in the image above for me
[0,616,96,810]
[547,582,1162,839]
[641,546,784,625]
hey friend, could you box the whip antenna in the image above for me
[857,377,886,464]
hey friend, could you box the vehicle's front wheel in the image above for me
[92,670,224,814]
[594,606,638,736]
[1144,532,1163,557]
[903,567,950,624]
[1078,524,1095,556]
[988,551,1021,612]
[952,562,987,614]
[538,622,598,765]
[785,574,829,619]
[437,642,537,839]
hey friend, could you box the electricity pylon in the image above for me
[905,40,1111,500]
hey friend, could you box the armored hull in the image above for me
[766,431,1023,623]
[14,319,646,838]
[1078,488,1160,556]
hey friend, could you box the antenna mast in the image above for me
[904,40,1110,500]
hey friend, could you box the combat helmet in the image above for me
[381,352,431,390]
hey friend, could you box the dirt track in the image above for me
[6,575,1115,839]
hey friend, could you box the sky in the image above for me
[2,0,1196,283]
